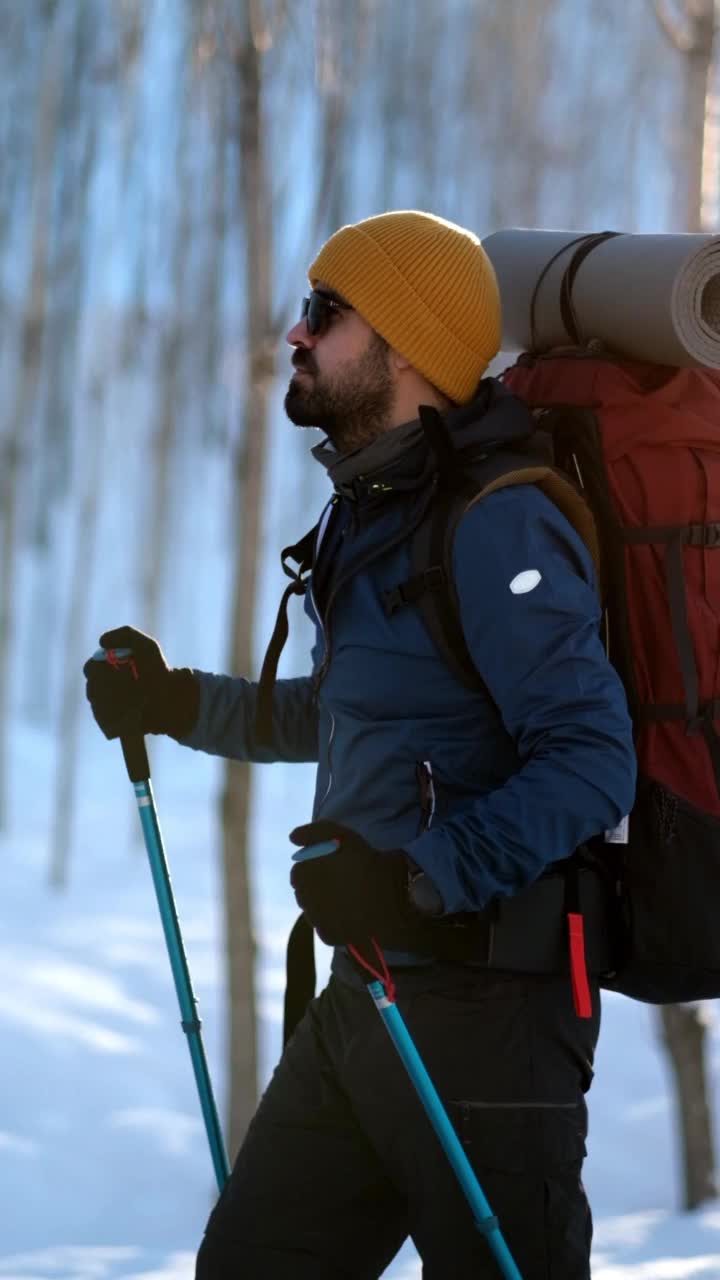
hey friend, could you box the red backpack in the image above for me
[501,352,720,1002]
[397,354,720,1003]
[384,356,719,1005]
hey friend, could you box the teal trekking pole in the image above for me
[293,841,524,1280]
[91,647,230,1193]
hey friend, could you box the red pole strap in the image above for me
[347,938,398,1005]
[106,648,139,681]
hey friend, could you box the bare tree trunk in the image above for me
[24,4,96,726]
[659,1003,719,1208]
[681,1,715,229]
[49,363,106,889]
[654,0,716,229]
[0,5,65,830]
[191,7,229,450]
[220,1,274,1157]
[141,101,190,639]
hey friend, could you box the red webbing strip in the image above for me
[347,938,397,1005]
[106,648,139,681]
[568,912,592,1019]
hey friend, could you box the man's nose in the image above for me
[286,318,314,347]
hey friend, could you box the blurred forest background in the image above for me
[1,0,718,1209]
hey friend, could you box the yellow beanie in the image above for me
[308,210,501,404]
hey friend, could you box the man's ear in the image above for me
[390,347,412,371]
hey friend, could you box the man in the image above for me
[84,211,636,1278]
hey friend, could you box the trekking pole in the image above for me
[91,647,230,1194]
[294,841,524,1280]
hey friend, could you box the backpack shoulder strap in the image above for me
[389,462,601,691]
[470,464,602,586]
[255,506,336,749]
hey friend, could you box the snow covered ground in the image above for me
[0,719,718,1279]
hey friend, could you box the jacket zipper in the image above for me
[310,499,338,805]
[312,485,436,808]
[319,712,336,805]
[416,759,437,833]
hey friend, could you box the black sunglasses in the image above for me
[300,290,352,336]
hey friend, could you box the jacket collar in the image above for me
[310,378,535,503]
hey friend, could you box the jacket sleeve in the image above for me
[404,485,637,915]
[178,671,319,764]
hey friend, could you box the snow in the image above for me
[0,717,717,1279]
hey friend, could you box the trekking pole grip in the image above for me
[91,647,150,782]
[121,733,150,784]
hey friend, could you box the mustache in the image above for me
[292,352,316,374]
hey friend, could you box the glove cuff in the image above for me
[406,858,444,918]
[144,667,200,739]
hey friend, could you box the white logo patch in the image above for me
[509,569,542,595]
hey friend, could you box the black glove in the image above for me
[289,820,439,949]
[83,625,200,741]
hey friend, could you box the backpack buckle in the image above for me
[686,523,720,548]
[382,566,446,616]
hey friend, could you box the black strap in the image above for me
[626,522,720,775]
[426,862,615,974]
[392,449,567,692]
[410,490,483,691]
[623,522,720,547]
[418,404,457,478]
[255,579,307,748]
[629,517,720,798]
[529,234,594,352]
[283,913,316,1047]
[255,525,318,750]
[558,231,622,345]
[562,858,581,917]
[644,700,720,797]
[643,699,720,721]
[382,565,446,616]
[664,530,700,722]
[528,232,622,351]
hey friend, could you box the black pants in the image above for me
[196,965,600,1279]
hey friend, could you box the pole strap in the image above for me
[347,938,397,1005]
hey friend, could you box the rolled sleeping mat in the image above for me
[482,228,720,368]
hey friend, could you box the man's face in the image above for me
[284,283,396,453]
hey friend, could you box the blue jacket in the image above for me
[181,382,636,922]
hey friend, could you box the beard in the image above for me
[284,332,395,453]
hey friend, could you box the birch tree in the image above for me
[49,3,140,886]
[214,0,271,1156]
[141,84,191,640]
[0,3,65,830]
[23,3,96,727]
[654,0,718,230]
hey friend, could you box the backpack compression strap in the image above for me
[624,520,720,797]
